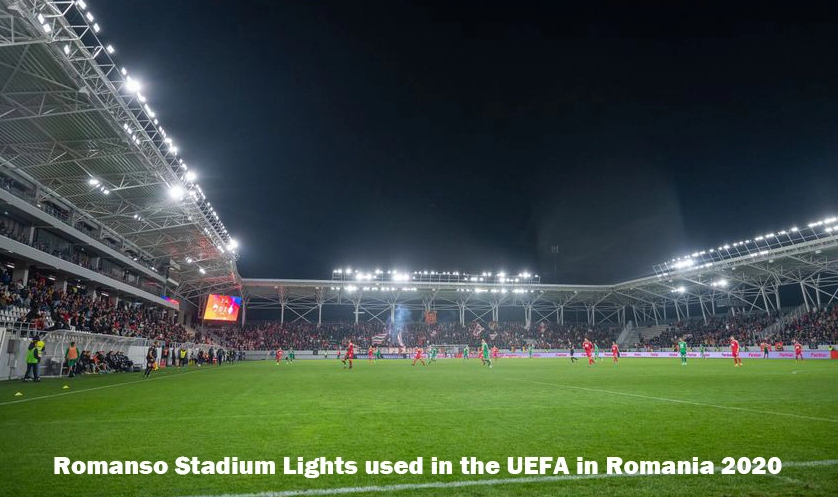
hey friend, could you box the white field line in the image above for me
[0,370,200,407]
[505,378,838,424]
[171,459,838,497]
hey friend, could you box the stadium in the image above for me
[0,1,837,497]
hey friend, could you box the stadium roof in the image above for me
[243,220,838,325]
[0,0,241,303]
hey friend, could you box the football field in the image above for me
[1,357,837,497]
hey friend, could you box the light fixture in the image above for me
[168,185,184,200]
[125,77,141,93]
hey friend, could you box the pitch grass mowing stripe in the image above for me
[505,377,838,424]
[172,460,838,497]
[0,369,202,407]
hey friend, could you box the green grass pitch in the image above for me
[1,357,837,497]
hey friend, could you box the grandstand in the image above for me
[0,0,240,377]
[242,220,838,334]
[0,0,837,365]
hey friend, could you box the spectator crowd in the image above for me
[210,320,620,351]
[645,304,838,349]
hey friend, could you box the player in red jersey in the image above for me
[730,336,742,366]
[583,337,595,365]
[793,341,804,361]
[342,340,355,369]
[611,342,619,363]
[368,346,374,363]
[491,346,499,361]
[275,348,283,365]
[412,346,426,366]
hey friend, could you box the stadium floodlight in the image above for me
[63,44,70,55]
[185,171,197,182]
[37,14,44,23]
[125,76,141,93]
[93,23,100,33]
[77,0,87,9]
[103,189,110,195]
[88,178,99,186]
[199,267,206,275]
[227,238,239,250]
[168,185,184,200]
[42,23,51,33]
[672,259,695,269]
[185,257,193,264]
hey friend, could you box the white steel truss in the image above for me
[243,234,838,327]
[0,0,242,304]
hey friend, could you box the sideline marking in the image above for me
[0,370,200,407]
[505,378,838,424]
[172,460,838,497]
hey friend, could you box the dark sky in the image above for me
[94,1,838,283]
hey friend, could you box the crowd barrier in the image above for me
[4,335,834,380]
[243,348,838,360]
[0,325,214,380]
[531,350,834,360]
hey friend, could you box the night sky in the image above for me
[94,1,838,283]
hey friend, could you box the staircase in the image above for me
[638,325,669,343]
[619,324,668,346]
[758,304,808,339]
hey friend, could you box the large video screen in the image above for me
[203,294,242,321]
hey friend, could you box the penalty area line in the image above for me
[171,460,838,497]
[0,370,200,407]
[505,378,838,424]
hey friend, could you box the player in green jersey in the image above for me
[699,342,706,359]
[428,347,438,364]
[678,338,688,365]
[482,339,492,368]
[528,345,533,359]
[462,345,470,362]
[594,343,600,362]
